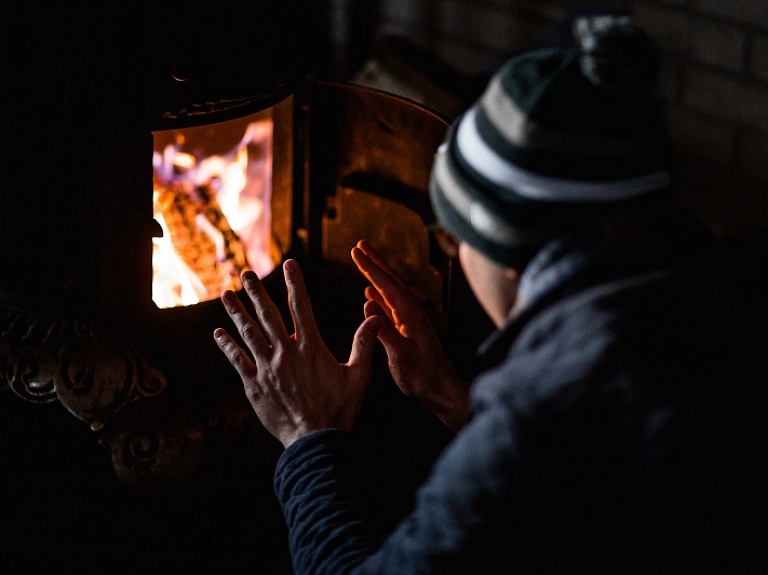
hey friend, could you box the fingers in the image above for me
[364,299,405,348]
[353,240,407,289]
[363,285,393,323]
[352,244,399,299]
[220,288,271,354]
[213,326,259,382]
[347,315,382,373]
[240,270,289,346]
[352,242,417,325]
[283,259,321,342]
[221,261,321,358]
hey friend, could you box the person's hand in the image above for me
[351,240,470,432]
[213,259,382,448]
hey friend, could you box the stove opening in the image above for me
[151,95,294,309]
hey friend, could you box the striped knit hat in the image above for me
[429,15,673,268]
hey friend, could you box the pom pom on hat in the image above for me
[573,14,660,90]
[429,15,673,267]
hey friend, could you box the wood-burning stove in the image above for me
[2,74,458,482]
[1,7,490,573]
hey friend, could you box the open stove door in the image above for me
[1,73,496,574]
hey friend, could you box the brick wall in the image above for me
[366,0,768,235]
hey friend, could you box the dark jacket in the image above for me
[274,214,764,574]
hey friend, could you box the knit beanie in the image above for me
[429,15,674,268]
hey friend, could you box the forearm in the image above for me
[275,429,374,574]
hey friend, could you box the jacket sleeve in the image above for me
[274,429,375,573]
[274,400,520,575]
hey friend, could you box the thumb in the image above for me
[364,299,401,343]
[347,315,382,373]
[364,299,407,357]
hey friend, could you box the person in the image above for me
[213,14,759,573]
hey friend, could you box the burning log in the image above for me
[153,177,249,305]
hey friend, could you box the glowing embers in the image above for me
[152,114,276,309]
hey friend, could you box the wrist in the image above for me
[429,371,471,432]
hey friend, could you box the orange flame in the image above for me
[152,119,274,309]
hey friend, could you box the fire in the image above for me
[152,118,275,309]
